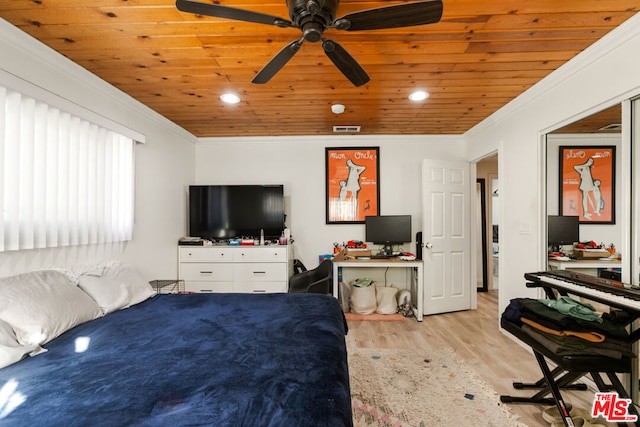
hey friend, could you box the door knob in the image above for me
[425,242,433,249]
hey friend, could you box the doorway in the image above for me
[476,178,488,291]
[476,154,498,294]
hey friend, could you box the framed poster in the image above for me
[325,147,379,224]
[559,145,615,224]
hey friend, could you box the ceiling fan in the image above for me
[175,0,443,87]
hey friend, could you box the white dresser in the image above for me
[178,245,293,293]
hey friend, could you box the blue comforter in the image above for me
[0,293,352,426]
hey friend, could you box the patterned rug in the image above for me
[348,348,526,427]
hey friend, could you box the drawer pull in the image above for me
[253,271,267,275]
[253,290,266,293]
[200,271,213,275]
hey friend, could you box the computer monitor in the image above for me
[365,215,412,256]
[547,215,579,251]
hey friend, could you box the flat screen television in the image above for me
[189,185,285,240]
[547,215,579,249]
[365,215,412,255]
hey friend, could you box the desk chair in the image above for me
[288,259,332,294]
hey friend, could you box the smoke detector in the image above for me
[331,104,345,114]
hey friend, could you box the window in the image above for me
[0,85,136,251]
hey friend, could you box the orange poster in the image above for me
[325,147,379,223]
[560,146,615,224]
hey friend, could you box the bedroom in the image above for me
[1,1,640,425]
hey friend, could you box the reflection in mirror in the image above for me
[545,104,622,276]
[550,105,621,134]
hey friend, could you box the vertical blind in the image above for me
[0,85,135,251]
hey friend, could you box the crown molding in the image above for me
[464,12,640,140]
[0,18,196,144]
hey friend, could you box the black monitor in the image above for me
[547,215,579,250]
[365,215,412,256]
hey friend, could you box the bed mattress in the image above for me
[0,293,352,426]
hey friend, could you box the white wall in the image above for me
[194,136,465,268]
[0,20,196,281]
[465,12,640,315]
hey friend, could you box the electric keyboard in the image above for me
[503,271,640,422]
[525,270,640,314]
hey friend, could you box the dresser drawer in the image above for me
[180,263,233,281]
[233,247,288,262]
[178,244,291,294]
[179,247,232,262]
[184,281,233,293]
[233,263,287,282]
[233,281,287,293]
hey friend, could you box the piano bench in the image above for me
[500,317,638,427]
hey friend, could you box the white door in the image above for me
[422,159,472,315]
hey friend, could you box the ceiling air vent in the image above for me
[333,125,361,133]
[599,123,622,131]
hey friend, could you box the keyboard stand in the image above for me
[500,317,638,427]
[500,272,640,427]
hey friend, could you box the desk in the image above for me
[332,251,423,322]
[548,258,621,275]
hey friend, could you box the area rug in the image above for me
[348,348,525,427]
[345,312,407,322]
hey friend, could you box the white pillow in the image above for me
[78,262,155,314]
[43,260,117,285]
[78,276,136,314]
[0,319,42,369]
[0,270,102,347]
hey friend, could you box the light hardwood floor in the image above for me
[345,290,620,426]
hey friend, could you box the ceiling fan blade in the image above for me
[335,0,443,31]
[176,0,292,28]
[252,39,304,84]
[322,40,370,87]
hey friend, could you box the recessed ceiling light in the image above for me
[408,90,429,102]
[220,93,240,104]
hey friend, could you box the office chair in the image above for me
[288,259,332,294]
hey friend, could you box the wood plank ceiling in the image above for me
[0,0,637,137]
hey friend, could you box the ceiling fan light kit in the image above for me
[175,0,443,86]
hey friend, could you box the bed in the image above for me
[0,264,352,426]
